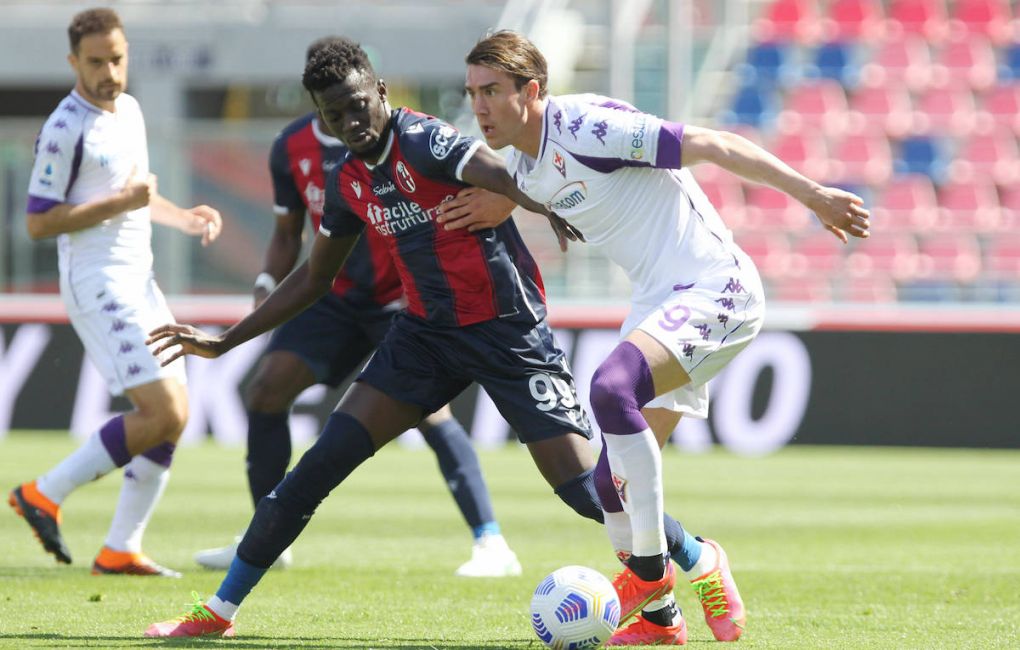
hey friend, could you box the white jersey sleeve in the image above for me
[548,94,685,171]
[27,105,86,212]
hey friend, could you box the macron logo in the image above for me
[351,180,362,198]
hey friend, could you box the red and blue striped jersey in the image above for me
[270,112,402,308]
[320,108,547,327]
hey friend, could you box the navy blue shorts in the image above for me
[265,294,398,387]
[358,312,592,443]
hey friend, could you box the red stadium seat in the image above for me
[984,235,1020,278]
[694,173,748,232]
[930,33,997,91]
[786,231,846,277]
[743,185,812,231]
[753,0,820,43]
[995,185,1020,233]
[839,275,899,302]
[934,179,1002,232]
[948,125,1020,186]
[777,80,849,134]
[912,86,978,136]
[734,233,793,279]
[826,130,893,185]
[871,175,939,232]
[822,0,885,41]
[846,81,913,138]
[768,128,829,180]
[859,35,933,91]
[916,233,982,280]
[978,83,1020,137]
[769,277,834,302]
[845,234,921,281]
[949,0,1012,44]
[885,0,950,42]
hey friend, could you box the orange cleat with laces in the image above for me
[689,538,745,641]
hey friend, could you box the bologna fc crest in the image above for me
[395,160,416,193]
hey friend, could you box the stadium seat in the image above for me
[859,34,933,91]
[822,0,885,41]
[694,173,748,231]
[768,127,830,181]
[871,174,939,232]
[994,184,1020,233]
[827,129,893,185]
[845,233,920,281]
[738,42,799,87]
[768,277,834,302]
[929,33,997,91]
[885,0,950,43]
[776,79,849,133]
[786,231,846,278]
[752,0,820,43]
[720,81,779,128]
[984,234,1020,279]
[978,83,1020,136]
[803,41,861,88]
[839,275,899,302]
[999,43,1020,82]
[934,179,1002,232]
[846,81,913,137]
[893,135,950,184]
[911,86,978,136]
[916,233,982,281]
[949,0,1012,44]
[948,125,1020,186]
[735,233,794,280]
[743,185,812,231]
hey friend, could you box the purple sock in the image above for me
[98,415,131,467]
[589,341,656,435]
[142,442,176,468]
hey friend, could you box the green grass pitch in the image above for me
[1,432,1018,649]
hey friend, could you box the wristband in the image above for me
[254,272,277,293]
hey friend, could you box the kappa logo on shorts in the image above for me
[612,472,628,505]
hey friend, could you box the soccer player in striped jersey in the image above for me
[8,8,222,577]
[450,30,871,645]
[192,36,521,578]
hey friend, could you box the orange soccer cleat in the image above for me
[92,546,181,578]
[144,593,235,638]
[689,538,746,641]
[605,611,688,646]
[612,561,677,625]
[8,481,72,564]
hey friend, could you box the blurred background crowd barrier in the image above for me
[1,1,1018,448]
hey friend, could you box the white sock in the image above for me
[603,430,666,557]
[104,455,170,553]
[36,432,117,504]
[603,510,632,559]
[206,595,238,621]
[685,539,718,579]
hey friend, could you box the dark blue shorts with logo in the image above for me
[358,311,592,443]
[265,293,398,387]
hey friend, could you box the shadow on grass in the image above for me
[1,634,537,649]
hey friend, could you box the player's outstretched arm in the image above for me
[680,125,870,243]
[459,144,584,252]
[147,231,357,366]
[150,193,223,247]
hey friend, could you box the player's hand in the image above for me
[436,187,516,231]
[545,212,585,252]
[184,205,223,246]
[808,186,870,244]
[121,164,157,211]
[146,323,225,367]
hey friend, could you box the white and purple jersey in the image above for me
[27,89,153,284]
[508,93,754,308]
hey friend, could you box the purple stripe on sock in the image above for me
[594,445,624,513]
[589,342,656,434]
[142,442,176,468]
[99,415,131,467]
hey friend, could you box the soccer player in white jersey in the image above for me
[447,31,870,645]
[8,7,222,577]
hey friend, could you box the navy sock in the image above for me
[246,411,291,508]
[554,468,605,523]
[421,418,495,531]
[665,514,702,572]
[235,411,375,569]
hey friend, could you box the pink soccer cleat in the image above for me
[689,538,745,641]
[612,561,677,625]
[144,593,235,638]
[605,611,688,646]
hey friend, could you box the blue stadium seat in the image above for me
[736,42,798,86]
[998,43,1020,81]
[805,41,860,87]
[719,81,778,128]
[893,136,949,184]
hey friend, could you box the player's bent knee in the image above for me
[554,468,604,523]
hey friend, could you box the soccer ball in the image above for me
[530,565,621,649]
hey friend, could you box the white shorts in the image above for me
[61,271,187,396]
[621,271,765,419]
